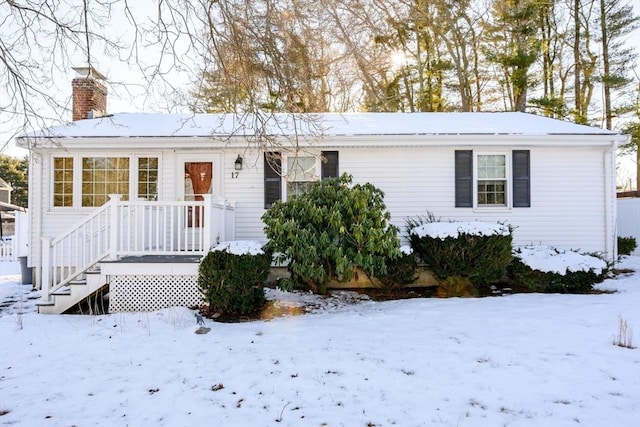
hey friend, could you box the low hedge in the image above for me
[507,246,608,293]
[409,221,513,289]
[198,242,272,316]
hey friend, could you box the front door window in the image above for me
[184,162,212,227]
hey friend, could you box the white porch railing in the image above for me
[40,194,235,302]
[0,237,15,262]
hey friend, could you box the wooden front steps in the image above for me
[37,270,108,314]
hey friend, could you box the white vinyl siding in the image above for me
[223,149,267,241]
[30,139,613,277]
[332,146,606,253]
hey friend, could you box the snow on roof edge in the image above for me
[18,111,622,140]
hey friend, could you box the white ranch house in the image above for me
[16,71,627,314]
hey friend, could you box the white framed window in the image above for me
[137,157,159,201]
[456,150,530,209]
[284,155,319,199]
[264,151,338,209]
[476,153,508,206]
[81,157,130,207]
[53,157,74,207]
[51,154,160,208]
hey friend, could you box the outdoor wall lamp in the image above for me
[234,155,243,171]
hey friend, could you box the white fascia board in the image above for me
[17,133,628,151]
[309,134,629,149]
[17,136,239,150]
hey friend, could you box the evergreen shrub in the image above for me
[262,173,401,294]
[617,236,637,256]
[377,248,419,293]
[408,219,513,289]
[198,243,271,316]
[508,247,608,293]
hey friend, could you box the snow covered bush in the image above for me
[198,241,271,316]
[262,174,401,294]
[617,236,637,256]
[507,246,608,293]
[408,220,513,289]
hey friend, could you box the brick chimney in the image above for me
[71,66,107,121]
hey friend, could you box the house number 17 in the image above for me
[231,172,239,179]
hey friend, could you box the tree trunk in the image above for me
[637,147,640,192]
[599,0,612,129]
[573,0,583,123]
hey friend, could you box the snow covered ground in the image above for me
[1,257,639,426]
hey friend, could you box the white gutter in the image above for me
[17,133,625,151]
[607,135,630,260]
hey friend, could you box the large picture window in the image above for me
[82,157,130,207]
[53,155,159,208]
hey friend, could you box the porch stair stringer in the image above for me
[37,270,109,314]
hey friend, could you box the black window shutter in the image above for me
[321,151,339,179]
[513,150,531,208]
[455,150,473,207]
[264,152,282,209]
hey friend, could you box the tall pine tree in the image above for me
[484,0,542,112]
[598,0,639,129]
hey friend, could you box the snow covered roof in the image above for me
[20,112,620,139]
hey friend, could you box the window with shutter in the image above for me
[454,149,530,208]
[477,154,507,206]
[286,155,316,197]
[455,150,473,207]
[264,152,281,209]
[512,150,531,207]
[321,151,339,179]
[265,151,340,207]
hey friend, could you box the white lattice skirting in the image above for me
[109,274,202,312]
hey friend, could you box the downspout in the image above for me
[607,135,628,262]
[31,150,43,288]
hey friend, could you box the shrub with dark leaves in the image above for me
[408,220,513,289]
[377,249,419,293]
[617,236,637,257]
[263,173,400,294]
[507,246,608,293]
[198,242,271,316]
